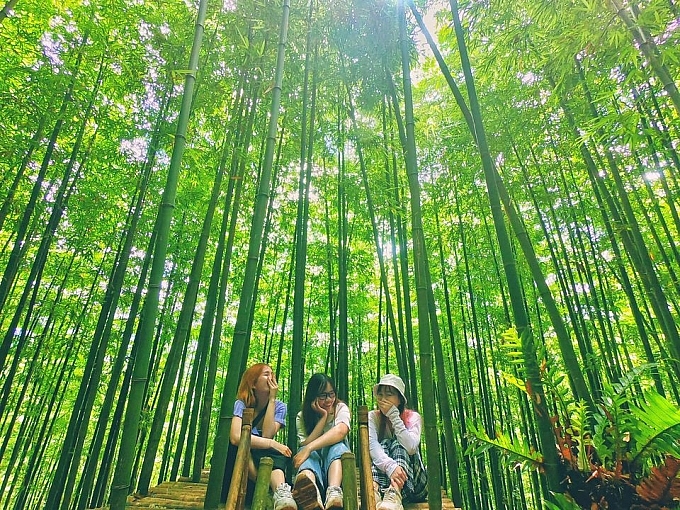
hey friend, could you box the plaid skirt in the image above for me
[371,438,428,503]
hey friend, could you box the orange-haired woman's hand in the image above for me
[270,439,291,457]
[267,377,279,401]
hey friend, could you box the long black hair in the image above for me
[301,373,338,437]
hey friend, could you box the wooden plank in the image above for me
[90,473,461,509]
[91,447,465,509]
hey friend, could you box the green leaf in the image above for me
[629,390,680,469]
[466,422,544,472]
[545,492,582,510]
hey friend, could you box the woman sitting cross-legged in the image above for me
[223,363,296,510]
[292,374,351,510]
[369,374,427,510]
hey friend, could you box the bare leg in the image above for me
[271,469,286,490]
[248,458,258,481]
[327,459,342,487]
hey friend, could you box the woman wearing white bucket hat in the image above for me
[368,374,427,510]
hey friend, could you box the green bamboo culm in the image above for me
[136,56,230,496]
[395,0,441,509]
[607,0,680,117]
[0,0,18,24]
[251,457,274,510]
[408,0,595,419]
[448,0,562,497]
[290,0,316,428]
[107,0,210,507]
[340,452,358,510]
[203,0,291,506]
[344,82,407,396]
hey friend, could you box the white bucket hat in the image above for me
[373,374,407,405]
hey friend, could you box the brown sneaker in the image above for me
[293,471,323,510]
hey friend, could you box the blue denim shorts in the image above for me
[297,441,350,490]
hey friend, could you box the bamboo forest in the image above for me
[1,0,680,508]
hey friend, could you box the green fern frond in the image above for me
[590,364,660,470]
[611,364,656,396]
[568,400,594,472]
[500,371,527,393]
[630,390,680,469]
[544,492,582,510]
[466,422,544,471]
[542,352,572,419]
[499,327,525,363]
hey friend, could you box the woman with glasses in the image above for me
[292,374,350,510]
[369,374,427,510]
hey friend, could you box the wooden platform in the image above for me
[92,408,461,510]
[91,477,459,510]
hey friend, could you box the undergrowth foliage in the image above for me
[466,327,680,509]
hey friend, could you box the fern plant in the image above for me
[468,328,680,509]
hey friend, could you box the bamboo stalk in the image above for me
[251,457,273,510]
[341,452,358,510]
[225,408,253,510]
[357,407,376,510]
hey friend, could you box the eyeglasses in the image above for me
[317,392,336,401]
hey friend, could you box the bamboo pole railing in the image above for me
[358,405,377,510]
[225,408,253,510]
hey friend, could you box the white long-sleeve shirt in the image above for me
[368,407,422,477]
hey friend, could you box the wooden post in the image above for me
[358,406,376,510]
[251,456,274,510]
[225,408,253,510]
[341,452,358,510]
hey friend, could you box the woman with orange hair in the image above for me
[221,363,296,510]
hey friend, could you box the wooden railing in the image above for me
[358,405,376,510]
[225,408,253,510]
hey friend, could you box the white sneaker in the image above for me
[376,488,402,510]
[324,485,343,510]
[273,482,296,510]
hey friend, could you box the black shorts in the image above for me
[221,444,290,503]
[251,446,290,473]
